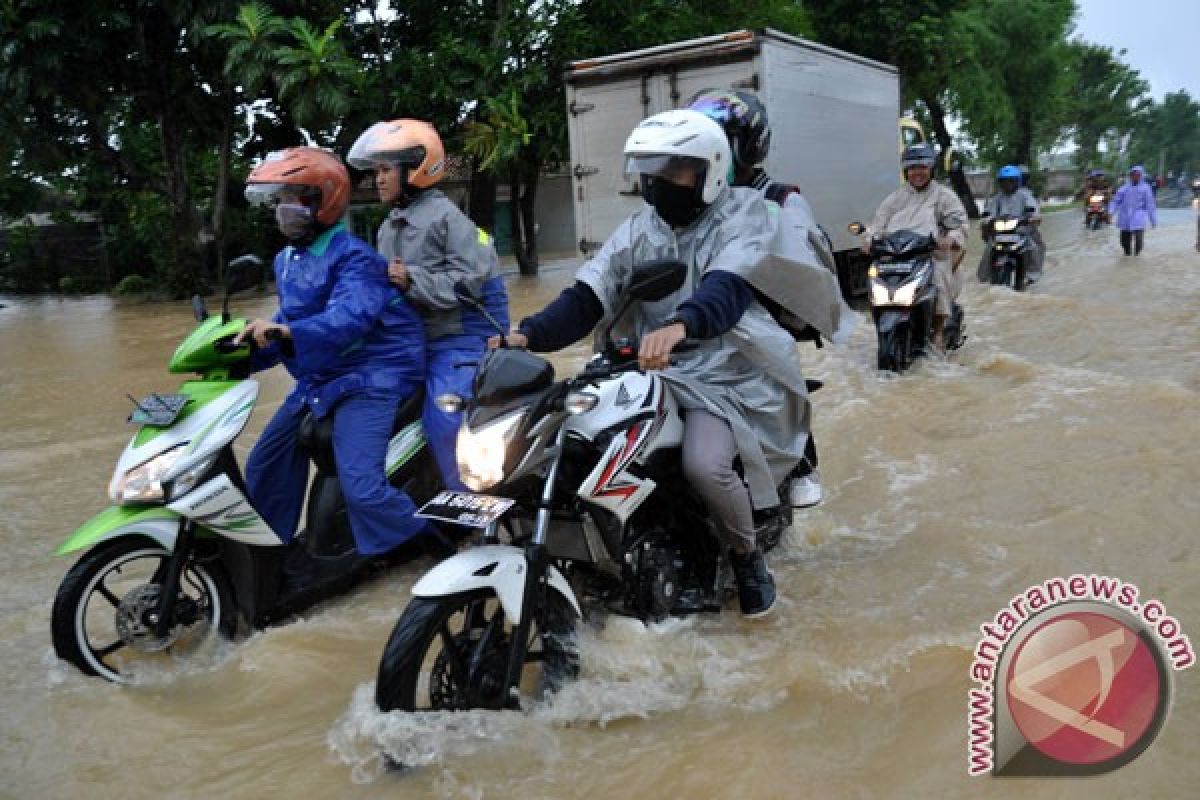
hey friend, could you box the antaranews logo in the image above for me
[967,574,1194,776]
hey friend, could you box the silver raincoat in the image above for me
[756,196,855,344]
[576,187,809,510]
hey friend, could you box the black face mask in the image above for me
[642,175,705,228]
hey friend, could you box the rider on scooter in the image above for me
[494,110,814,618]
[237,147,431,575]
[865,143,968,353]
[979,164,1043,284]
[687,87,826,511]
[347,119,510,494]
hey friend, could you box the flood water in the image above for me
[2,210,1197,798]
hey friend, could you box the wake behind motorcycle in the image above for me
[51,258,442,683]
[984,214,1036,290]
[373,262,798,713]
[849,223,964,373]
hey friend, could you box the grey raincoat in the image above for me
[377,189,508,341]
[756,194,855,344]
[576,187,809,510]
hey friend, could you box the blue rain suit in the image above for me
[377,189,510,490]
[245,223,429,555]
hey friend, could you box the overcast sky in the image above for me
[1073,0,1200,101]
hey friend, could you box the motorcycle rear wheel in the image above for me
[375,590,578,712]
[51,536,236,683]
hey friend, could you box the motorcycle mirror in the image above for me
[191,294,209,323]
[453,280,507,336]
[627,259,686,302]
[221,254,264,323]
[224,255,264,294]
[847,221,865,235]
[453,280,482,307]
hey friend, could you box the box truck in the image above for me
[564,29,907,299]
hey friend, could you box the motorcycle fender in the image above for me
[56,506,181,556]
[410,545,581,622]
[876,310,908,335]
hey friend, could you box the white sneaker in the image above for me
[789,472,823,508]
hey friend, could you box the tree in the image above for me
[1064,42,1148,171]
[1129,91,1200,177]
[960,0,1077,169]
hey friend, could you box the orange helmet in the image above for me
[244,147,350,226]
[347,119,446,189]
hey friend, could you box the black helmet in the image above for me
[687,89,771,171]
[901,143,937,170]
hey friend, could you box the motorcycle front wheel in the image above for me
[877,325,913,372]
[51,536,236,683]
[375,590,579,712]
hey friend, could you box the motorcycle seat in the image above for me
[297,386,427,473]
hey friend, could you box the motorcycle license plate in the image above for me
[128,393,190,426]
[994,233,1020,244]
[417,491,515,527]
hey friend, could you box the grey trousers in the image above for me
[680,409,756,553]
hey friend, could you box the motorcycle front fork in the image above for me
[152,518,196,639]
[501,425,568,707]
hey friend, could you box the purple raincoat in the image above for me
[1109,169,1158,231]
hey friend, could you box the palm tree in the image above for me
[273,17,359,141]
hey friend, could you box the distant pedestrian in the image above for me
[1109,165,1157,256]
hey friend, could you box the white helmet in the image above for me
[623,109,731,204]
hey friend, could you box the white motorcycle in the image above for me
[373,262,795,712]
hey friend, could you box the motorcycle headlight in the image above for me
[109,444,188,505]
[892,279,921,307]
[869,279,891,306]
[456,410,525,492]
[1090,194,1105,203]
[993,218,1019,233]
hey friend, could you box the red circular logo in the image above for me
[1005,611,1164,766]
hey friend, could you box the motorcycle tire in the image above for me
[375,590,578,712]
[51,535,236,683]
[877,326,912,373]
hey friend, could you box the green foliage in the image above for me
[1128,91,1200,176]
[112,274,153,295]
[1065,42,1148,170]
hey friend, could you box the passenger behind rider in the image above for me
[348,120,510,492]
[865,143,968,352]
[686,87,824,511]
[494,110,815,618]
[236,147,431,570]
[980,164,1043,284]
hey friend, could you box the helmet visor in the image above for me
[244,182,320,209]
[347,122,426,170]
[624,155,707,186]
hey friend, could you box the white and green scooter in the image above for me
[51,257,440,682]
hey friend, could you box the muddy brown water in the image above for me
[2,210,1197,798]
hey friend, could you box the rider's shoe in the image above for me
[729,548,776,619]
[788,472,823,508]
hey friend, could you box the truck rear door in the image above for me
[566,77,652,255]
